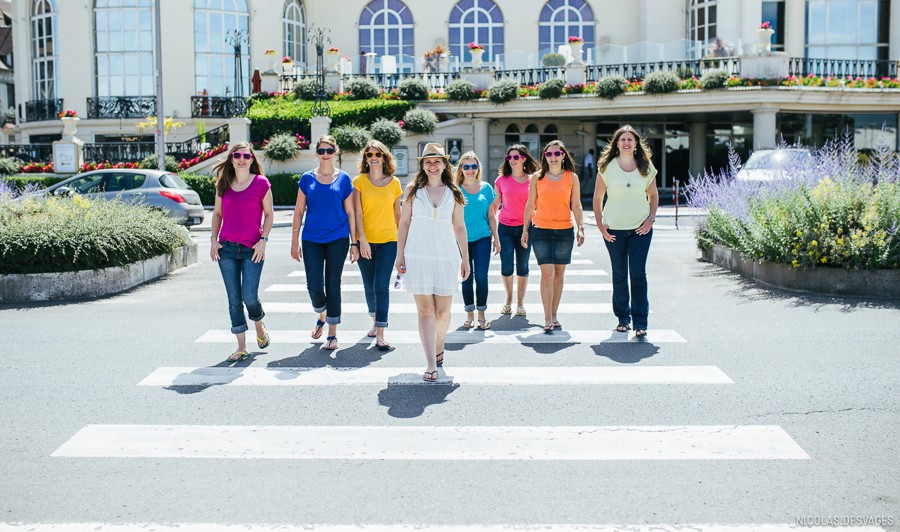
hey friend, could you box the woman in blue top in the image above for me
[456,151,499,330]
[290,135,359,351]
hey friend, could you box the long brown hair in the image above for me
[356,139,396,175]
[499,144,539,176]
[536,140,576,180]
[213,142,264,197]
[596,125,653,176]
[405,158,465,205]
[453,151,482,185]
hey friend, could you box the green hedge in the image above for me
[0,194,186,274]
[1,175,68,191]
[180,172,302,206]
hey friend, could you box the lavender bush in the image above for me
[686,136,900,270]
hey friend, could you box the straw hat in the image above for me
[417,142,451,162]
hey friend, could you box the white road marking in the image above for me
[195,329,683,344]
[261,303,626,314]
[287,269,609,277]
[0,523,883,531]
[266,283,612,292]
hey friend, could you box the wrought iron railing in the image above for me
[360,71,460,90]
[86,96,156,119]
[0,143,55,162]
[788,57,898,79]
[190,96,248,118]
[495,67,567,86]
[586,58,741,82]
[23,99,64,122]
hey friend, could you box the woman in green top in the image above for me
[592,125,659,338]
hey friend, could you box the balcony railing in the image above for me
[0,143,54,162]
[86,96,156,119]
[586,57,741,82]
[191,96,248,118]
[23,99,65,122]
[359,71,460,90]
[788,57,898,79]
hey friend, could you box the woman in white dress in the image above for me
[396,142,470,382]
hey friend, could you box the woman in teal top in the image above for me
[456,151,499,330]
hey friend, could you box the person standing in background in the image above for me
[582,148,595,195]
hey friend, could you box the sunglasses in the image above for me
[461,163,479,171]
[506,154,522,161]
[365,151,383,159]
[316,147,336,155]
[544,150,565,158]
[232,152,254,160]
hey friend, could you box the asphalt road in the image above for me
[1,216,898,531]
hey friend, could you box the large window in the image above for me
[31,0,58,100]
[194,0,250,97]
[359,0,414,71]
[94,0,153,98]
[538,0,594,55]
[806,0,889,60]
[283,0,306,68]
[689,0,717,45]
[449,0,504,66]
[761,0,785,51]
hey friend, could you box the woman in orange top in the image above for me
[521,140,585,332]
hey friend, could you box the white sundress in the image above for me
[404,186,462,296]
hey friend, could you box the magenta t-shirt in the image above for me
[495,174,532,226]
[218,175,271,248]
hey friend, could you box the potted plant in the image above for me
[757,21,774,53]
[281,55,294,74]
[264,48,277,70]
[468,42,485,67]
[567,35,585,63]
[423,43,449,73]
[325,47,340,72]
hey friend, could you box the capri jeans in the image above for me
[498,222,531,277]
[217,240,265,334]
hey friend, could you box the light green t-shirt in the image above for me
[599,159,658,230]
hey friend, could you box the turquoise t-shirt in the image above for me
[462,181,496,242]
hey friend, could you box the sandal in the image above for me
[543,324,554,333]
[324,336,339,350]
[500,304,512,315]
[552,320,561,330]
[311,319,325,340]
[635,329,648,338]
[375,340,393,352]
[462,319,475,329]
[615,323,631,333]
[367,326,378,338]
[228,349,249,362]
[423,370,438,383]
[436,351,444,366]
[477,319,491,330]
[515,306,527,316]
[256,326,270,349]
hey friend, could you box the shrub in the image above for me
[402,107,438,135]
[180,172,216,206]
[0,157,22,176]
[676,65,696,79]
[642,71,681,94]
[595,75,628,100]
[445,79,478,101]
[345,78,382,100]
[700,69,730,90]
[538,78,566,99]
[398,78,430,101]
[331,124,370,154]
[369,118,403,148]
[139,154,179,172]
[0,175,68,191]
[264,133,300,162]
[0,194,187,274]
[294,77,323,100]
[541,52,567,67]
[487,79,519,104]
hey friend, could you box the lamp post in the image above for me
[308,25,331,118]
[225,28,249,100]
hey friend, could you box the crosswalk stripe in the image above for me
[138,366,732,386]
[288,269,609,277]
[0,524,883,531]
[266,283,612,292]
[262,303,625,314]
[195,329,683,344]
[52,424,810,460]
[341,259,595,265]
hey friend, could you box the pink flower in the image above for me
[759,21,772,30]
[568,36,584,43]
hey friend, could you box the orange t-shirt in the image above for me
[532,171,574,229]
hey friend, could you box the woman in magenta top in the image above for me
[491,144,539,317]
[210,142,275,362]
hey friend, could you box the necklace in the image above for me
[545,170,562,181]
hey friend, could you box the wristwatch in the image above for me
[262,236,269,242]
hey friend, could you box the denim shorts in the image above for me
[531,226,574,265]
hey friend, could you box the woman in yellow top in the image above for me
[352,139,403,351]
[521,140,585,333]
[592,125,659,338]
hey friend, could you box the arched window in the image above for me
[541,124,558,147]
[94,0,154,97]
[359,0,414,72]
[283,0,306,68]
[31,0,58,101]
[194,0,250,97]
[689,0,717,45]
[538,0,594,55]
[449,0,504,66]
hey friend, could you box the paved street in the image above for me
[1,216,898,531]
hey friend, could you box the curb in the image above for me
[701,244,900,299]
[0,243,198,303]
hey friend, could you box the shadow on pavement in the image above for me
[164,351,265,394]
[378,381,460,418]
[591,343,660,363]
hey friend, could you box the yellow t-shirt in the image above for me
[599,160,658,230]
[352,174,402,243]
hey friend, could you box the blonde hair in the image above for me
[453,151,483,185]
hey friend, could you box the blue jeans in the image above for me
[217,240,265,334]
[302,237,350,325]
[498,222,531,277]
[604,228,652,330]
[461,236,492,312]
[357,241,397,327]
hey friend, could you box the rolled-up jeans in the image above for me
[498,222,531,277]
[357,240,397,327]
[604,228,652,330]
[217,240,265,334]
[302,237,350,325]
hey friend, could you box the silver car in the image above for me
[735,148,812,182]
[43,169,205,226]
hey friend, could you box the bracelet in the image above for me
[350,242,359,248]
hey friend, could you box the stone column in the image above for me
[784,0,806,58]
[689,122,707,177]
[891,0,900,61]
[309,116,332,146]
[752,107,778,150]
[227,117,252,145]
[472,117,489,165]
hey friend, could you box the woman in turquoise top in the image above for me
[456,151,499,330]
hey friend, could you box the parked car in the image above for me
[40,169,205,226]
[735,148,812,182]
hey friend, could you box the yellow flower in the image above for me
[791,260,799,268]
[810,240,818,246]
[837,238,844,245]
[820,257,828,264]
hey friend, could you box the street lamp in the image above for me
[308,25,331,118]
[225,28,249,100]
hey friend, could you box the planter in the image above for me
[569,42,584,63]
[325,51,341,73]
[470,48,484,67]
[701,244,900,299]
[61,116,79,140]
[756,28,775,53]
[282,61,295,75]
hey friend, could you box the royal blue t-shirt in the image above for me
[298,169,353,243]
[462,181,496,242]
